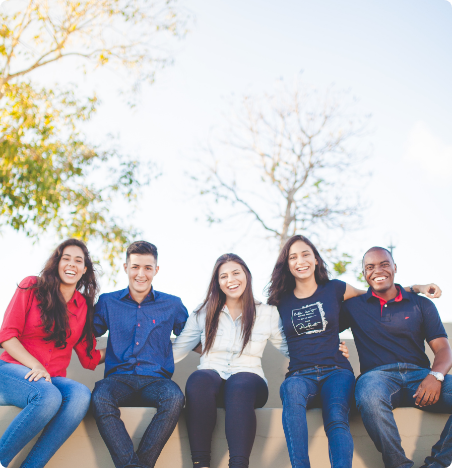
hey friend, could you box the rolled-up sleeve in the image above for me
[172,312,202,363]
[268,306,289,358]
[0,278,36,347]
[173,299,189,337]
[74,335,101,370]
[94,295,109,338]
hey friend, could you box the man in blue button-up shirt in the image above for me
[91,241,188,468]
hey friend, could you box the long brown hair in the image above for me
[29,239,99,357]
[267,235,330,306]
[197,253,256,356]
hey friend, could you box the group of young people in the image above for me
[0,236,451,468]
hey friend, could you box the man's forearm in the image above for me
[431,347,452,376]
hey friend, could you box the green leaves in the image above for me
[0,82,152,273]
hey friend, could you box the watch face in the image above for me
[431,371,444,381]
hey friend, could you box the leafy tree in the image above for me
[0,0,188,270]
[193,79,369,274]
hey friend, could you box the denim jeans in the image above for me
[355,363,452,468]
[91,374,185,468]
[0,361,92,468]
[280,365,355,468]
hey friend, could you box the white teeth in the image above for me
[65,271,75,276]
[229,285,239,290]
[375,277,386,282]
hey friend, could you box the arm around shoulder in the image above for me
[268,305,289,358]
[172,311,202,363]
[93,295,109,338]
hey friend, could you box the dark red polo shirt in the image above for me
[0,276,100,377]
[340,284,447,374]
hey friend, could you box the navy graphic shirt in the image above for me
[278,279,352,376]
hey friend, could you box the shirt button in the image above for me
[49,350,52,353]
[137,363,140,366]
[136,342,139,345]
[384,305,388,307]
[138,324,141,327]
[138,305,141,309]
[45,363,48,366]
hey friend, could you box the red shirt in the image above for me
[0,276,100,377]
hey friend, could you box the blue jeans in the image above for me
[355,363,452,468]
[91,374,185,468]
[0,361,92,468]
[280,365,355,468]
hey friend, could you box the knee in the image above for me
[355,379,389,414]
[91,381,115,415]
[186,371,216,398]
[280,377,307,406]
[161,381,185,411]
[31,384,63,416]
[324,401,350,435]
[65,382,92,415]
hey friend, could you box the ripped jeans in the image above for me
[280,365,355,468]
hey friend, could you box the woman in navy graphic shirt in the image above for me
[267,235,440,468]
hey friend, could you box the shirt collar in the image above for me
[119,286,155,303]
[366,284,408,304]
[68,289,81,307]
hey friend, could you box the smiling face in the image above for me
[124,253,159,297]
[58,245,87,286]
[288,240,318,281]
[218,261,247,300]
[363,248,397,294]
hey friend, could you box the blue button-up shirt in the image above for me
[94,286,188,378]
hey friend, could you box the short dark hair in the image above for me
[362,246,394,269]
[126,241,158,263]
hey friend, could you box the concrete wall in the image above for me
[2,324,452,467]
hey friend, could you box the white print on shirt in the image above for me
[292,302,328,335]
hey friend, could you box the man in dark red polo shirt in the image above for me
[341,247,452,468]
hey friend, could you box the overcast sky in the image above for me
[1,0,451,324]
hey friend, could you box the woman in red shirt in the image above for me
[0,239,105,468]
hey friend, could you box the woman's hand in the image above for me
[339,341,350,359]
[24,364,51,382]
[418,284,442,299]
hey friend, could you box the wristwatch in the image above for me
[429,371,445,382]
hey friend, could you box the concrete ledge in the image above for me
[0,406,449,468]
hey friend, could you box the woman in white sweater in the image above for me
[172,253,348,468]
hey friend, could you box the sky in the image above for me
[1,0,452,324]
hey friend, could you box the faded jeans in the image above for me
[0,361,92,468]
[355,363,452,468]
[280,365,355,468]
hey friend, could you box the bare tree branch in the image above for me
[192,78,370,267]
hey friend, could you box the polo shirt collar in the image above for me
[366,283,409,304]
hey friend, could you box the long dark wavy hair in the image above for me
[196,253,257,356]
[29,239,99,357]
[267,235,330,306]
